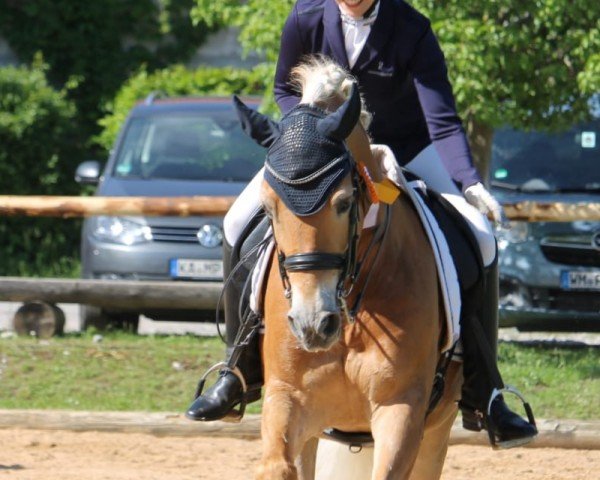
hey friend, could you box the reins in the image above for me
[214,231,273,342]
[341,202,390,322]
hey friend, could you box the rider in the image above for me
[187,0,538,447]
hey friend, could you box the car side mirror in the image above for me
[75,160,102,185]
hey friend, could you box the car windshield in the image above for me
[113,109,266,182]
[490,119,600,192]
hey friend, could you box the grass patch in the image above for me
[0,333,598,419]
[498,342,599,420]
[0,332,231,413]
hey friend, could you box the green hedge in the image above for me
[97,64,272,149]
[0,61,82,276]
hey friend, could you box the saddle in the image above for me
[411,178,484,296]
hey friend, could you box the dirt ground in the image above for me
[0,428,599,480]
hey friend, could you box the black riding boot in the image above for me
[459,255,538,448]
[186,236,264,422]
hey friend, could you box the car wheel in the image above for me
[79,304,109,331]
[108,312,140,333]
[80,305,139,333]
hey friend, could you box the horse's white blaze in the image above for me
[288,271,339,321]
[287,270,340,349]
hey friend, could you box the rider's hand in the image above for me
[464,182,506,226]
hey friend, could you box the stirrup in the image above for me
[487,385,537,449]
[193,361,249,423]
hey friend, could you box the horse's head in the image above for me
[234,83,368,352]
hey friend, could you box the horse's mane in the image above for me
[290,55,372,130]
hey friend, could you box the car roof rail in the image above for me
[144,90,167,105]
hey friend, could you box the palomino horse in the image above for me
[234,58,462,480]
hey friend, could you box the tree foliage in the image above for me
[412,0,600,130]
[192,0,293,62]
[0,0,216,137]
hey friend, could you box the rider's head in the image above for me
[336,0,377,19]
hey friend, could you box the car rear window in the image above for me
[113,110,266,182]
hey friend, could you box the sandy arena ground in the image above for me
[0,428,599,479]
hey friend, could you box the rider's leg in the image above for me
[186,170,265,422]
[406,145,537,447]
[459,251,536,447]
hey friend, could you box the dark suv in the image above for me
[75,95,265,330]
[490,116,600,331]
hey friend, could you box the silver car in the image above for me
[490,117,600,331]
[75,96,266,330]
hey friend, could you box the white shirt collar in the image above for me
[339,1,380,28]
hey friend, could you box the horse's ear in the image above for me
[316,83,361,141]
[232,95,280,148]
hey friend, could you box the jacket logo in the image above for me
[367,62,393,77]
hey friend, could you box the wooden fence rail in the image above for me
[0,195,236,218]
[0,195,599,221]
[0,277,222,310]
[503,201,600,222]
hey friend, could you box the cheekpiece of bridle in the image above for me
[232,84,371,323]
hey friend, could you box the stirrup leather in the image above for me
[193,362,249,423]
[487,385,537,449]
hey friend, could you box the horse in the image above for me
[234,57,463,480]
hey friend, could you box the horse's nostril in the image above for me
[317,313,340,338]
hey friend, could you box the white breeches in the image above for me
[224,144,496,267]
[405,144,496,267]
[223,166,266,246]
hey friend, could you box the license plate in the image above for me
[169,259,223,279]
[560,270,600,290]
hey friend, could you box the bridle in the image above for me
[274,162,390,323]
[236,84,389,322]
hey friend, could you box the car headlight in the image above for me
[495,221,529,249]
[92,216,153,245]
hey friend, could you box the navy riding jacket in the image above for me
[274,0,482,191]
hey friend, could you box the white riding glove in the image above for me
[464,182,505,226]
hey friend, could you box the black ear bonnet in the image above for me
[232,85,361,216]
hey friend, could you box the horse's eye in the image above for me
[336,198,352,215]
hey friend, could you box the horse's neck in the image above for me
[358,193,434,295]
[372,194,414,248]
